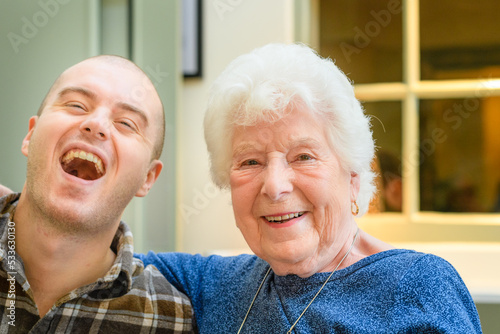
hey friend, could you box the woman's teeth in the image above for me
[265,212,304,223]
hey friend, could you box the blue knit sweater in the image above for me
[136,249,482,333]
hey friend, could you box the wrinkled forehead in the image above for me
[231,108,330,149]
[46,59,162,118]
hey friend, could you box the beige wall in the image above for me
[177,0,295,254]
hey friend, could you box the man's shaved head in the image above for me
[37,55,166,159]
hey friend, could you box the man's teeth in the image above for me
[62,149,104,175]
[265,212,304,223]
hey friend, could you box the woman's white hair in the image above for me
[204,43,375,215]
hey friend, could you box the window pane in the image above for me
[420,0,500,80]
[364,101,403,213]
[419,97,500,212]
[319,0,403,84]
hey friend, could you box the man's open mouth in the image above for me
[61,149,105,181]
[265,212,305,224]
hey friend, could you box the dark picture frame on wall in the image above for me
[182,0,202,77]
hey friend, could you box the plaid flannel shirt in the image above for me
[0,193,194,333]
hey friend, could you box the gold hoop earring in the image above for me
[351,201,359,216]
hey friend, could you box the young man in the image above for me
[0,56,193,333]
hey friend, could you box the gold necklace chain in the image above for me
[237,227,360,334]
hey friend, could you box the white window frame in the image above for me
[302,0,500,302]
[343,0,500,228]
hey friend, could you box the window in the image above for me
[317,0,500,222]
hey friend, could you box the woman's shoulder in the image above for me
[355,231,457,277]
[352,248,473,305]
[350,248,424,270]
[344,249,474,309]
[387,250,466,288]
[347,248,459,283]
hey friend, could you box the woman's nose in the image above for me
[79,109,110,140]
[261,159,293,201]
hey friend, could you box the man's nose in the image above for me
[261,159,293,201]
[79,109,111,140]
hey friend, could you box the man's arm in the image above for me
[0,184,13,197]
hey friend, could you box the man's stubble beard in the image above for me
[24,147,136,238]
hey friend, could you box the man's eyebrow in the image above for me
[116,102,149,125]
[57,87,97,101]
[57,86,149,125]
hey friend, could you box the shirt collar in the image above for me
[0,193,140,300]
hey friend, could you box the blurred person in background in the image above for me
[369,150,403,213]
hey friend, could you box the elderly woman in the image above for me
[139,44,481,333]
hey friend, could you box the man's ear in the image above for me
[21,116,38,157]
[135,160,163,197]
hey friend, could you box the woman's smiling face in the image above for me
[229,107,360,277]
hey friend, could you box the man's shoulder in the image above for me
[0,193,19,216]
[91,257,194,332]
[130,257,192,303]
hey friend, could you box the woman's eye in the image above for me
[297,154,313,161]
[242,159,259,166]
